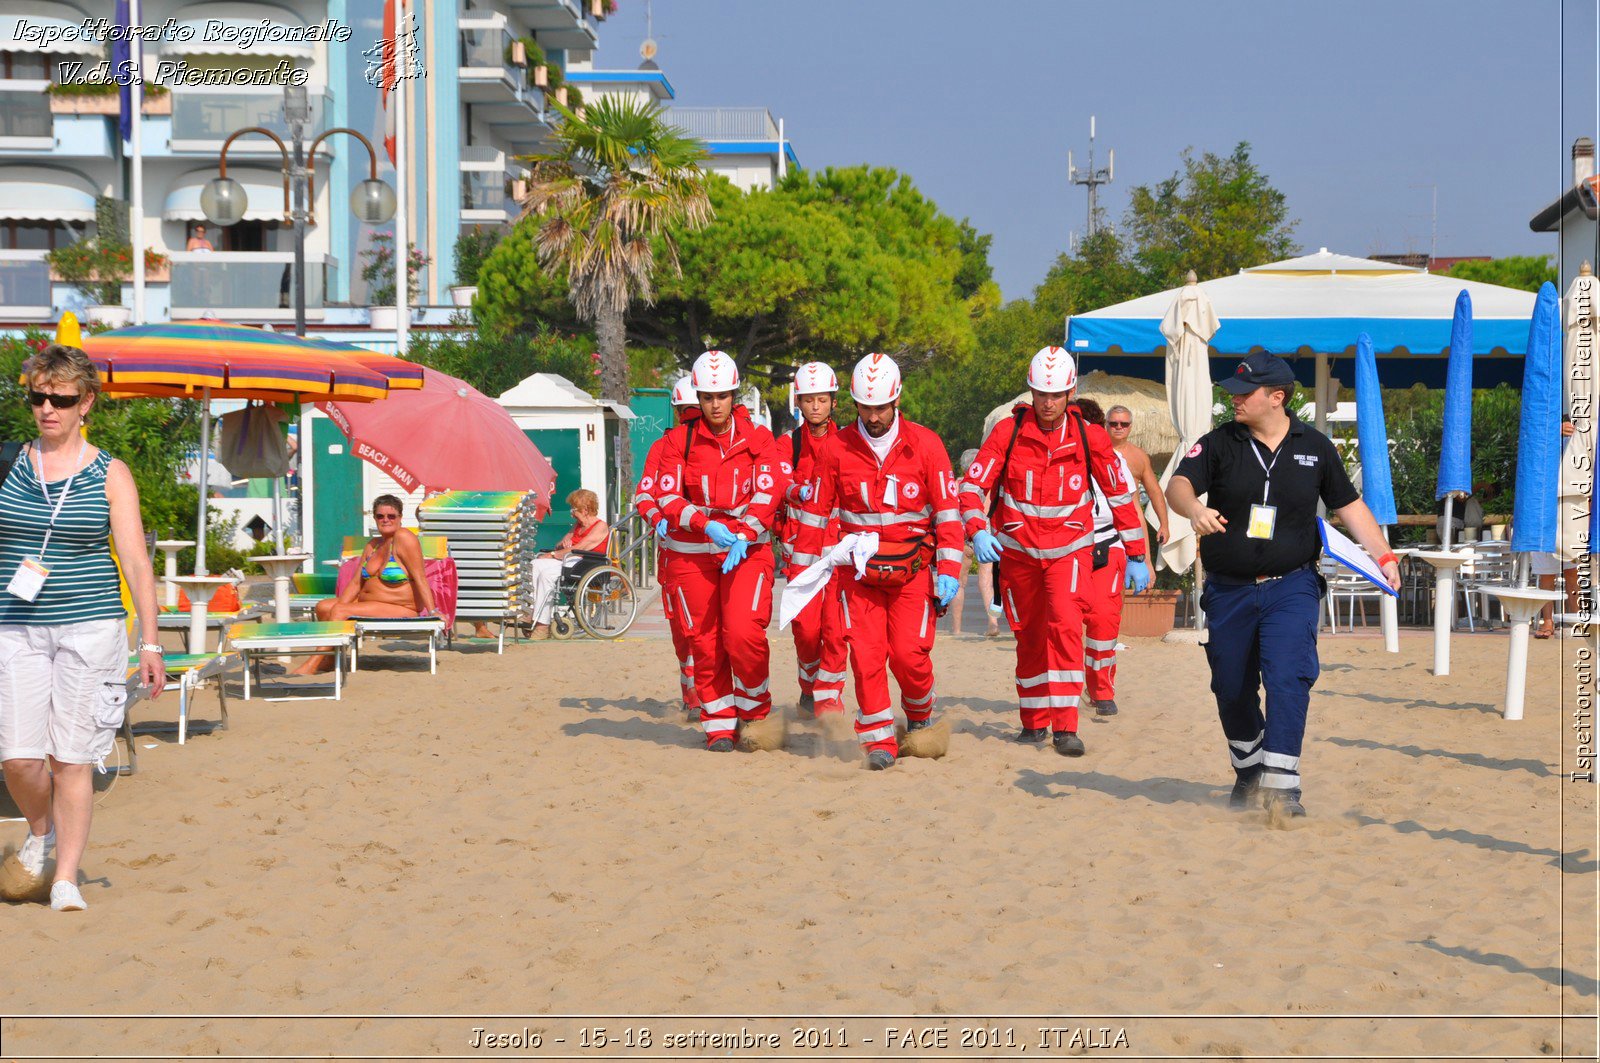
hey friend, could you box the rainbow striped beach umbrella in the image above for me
[78,320,423,572]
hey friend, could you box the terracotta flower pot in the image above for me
[1120,588,1181,638]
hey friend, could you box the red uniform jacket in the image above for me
[635,409,701,527]
[778,421,841,577]
[800,416,964,581]
[960,406,1147,561]
[636,406,787,557]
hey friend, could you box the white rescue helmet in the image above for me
[792,361,838,396]
[850,352,902,406]
[670,375,697,407]
[1027,345,1077,394]
[690,349,739,393]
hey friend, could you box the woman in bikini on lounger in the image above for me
[292,495,437,674]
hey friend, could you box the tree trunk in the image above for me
[596,302,631,515]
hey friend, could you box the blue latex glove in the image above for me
[1125,559,1151,594]
[720,537,750,574]
[935,574,960,608]
[972,529,1003,564]
[798,484,813,502]
[704,521,739,549]
[654,518,668,539]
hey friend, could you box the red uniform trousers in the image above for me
[1080,546,1127,703]
[657,567,700,710]
[840,566,938,755]
[788,569,848,715]
[665,547,775,746]
[999,549,1091,733]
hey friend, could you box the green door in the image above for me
[524,428,582,550]
[312,417,366,564]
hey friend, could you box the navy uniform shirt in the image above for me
[1174,415,1359,580]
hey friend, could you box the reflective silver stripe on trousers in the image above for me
[751,572,766,611]
[1016,669,1086,687]
[858,707,895,726]
[838,507,932,526]
[677,588,693,629]
[1085,656,1115,671]
[996,530,1095,560]
[701,694,738,714]
[1084,636,1117,651]
[918,600,929,639]
[1228,731,1265,769]
[1070,557,1078,593]
[734,674,769,696]
[903,690,934,708]
[858,724,895,743]
[702,717,739,734]
[1018,694,1080,709]
[815,668,848,683]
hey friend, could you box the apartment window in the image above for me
[1,53,49,80]
[0,221,68,250]
[217,221,272,252]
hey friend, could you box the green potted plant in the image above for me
[521,38,547,88]
[449,226,501,307]
[544,61,564,105]
[361,232,430,328]
[47,239,138,326]
[565,84,584,116]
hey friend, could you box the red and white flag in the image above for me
[379,0,399,165]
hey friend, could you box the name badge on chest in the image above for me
[1247,504,1277,540]
[6,557,49,602]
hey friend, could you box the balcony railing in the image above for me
[460,23,516,74]
[168,87,332,146]
[0,251,51,309]
[0,84,54,140]
[462,171,508,212]
[168,251,338,314]
[459,145,506,170]
[666,107,778,141]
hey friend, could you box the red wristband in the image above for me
[1377,552,1398,569]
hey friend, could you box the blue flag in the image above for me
[113,0,131,142]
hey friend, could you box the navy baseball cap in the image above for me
[1218,351,1297,395]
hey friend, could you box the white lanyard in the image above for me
[32,437,88,561]
[1248,438,1282,505]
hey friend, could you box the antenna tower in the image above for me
[1067,116,1114,244]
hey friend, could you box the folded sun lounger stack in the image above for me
[417,491,539,639]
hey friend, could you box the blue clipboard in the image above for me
[1317,518,1398,597]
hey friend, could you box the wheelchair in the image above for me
[544,549,639,640]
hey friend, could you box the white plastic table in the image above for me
[1417,551,1471,677]
[167,575,238,654]
[252,553,311,624]
[154,539,196,608]
[1488,586,1564,721]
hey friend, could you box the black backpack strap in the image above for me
[791,427,804,469]
[987,408,1028,519]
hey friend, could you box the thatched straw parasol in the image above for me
[981,371,1183,466]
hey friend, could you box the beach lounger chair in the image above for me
[226,621,357,702]
[286,573,338,617]
[158,603,268,652]
[126,652,233,747]
[334,534,458,641]
[350,615,448,673]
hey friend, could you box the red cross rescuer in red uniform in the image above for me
[635,351,788,751]
[797,353,965,771]
[960,346,1152,757]
[633,375,702,716]
[778,361,849,721]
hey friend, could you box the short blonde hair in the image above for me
[567,488,599,515]
[25,344,101,402]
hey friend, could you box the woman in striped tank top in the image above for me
[0,344,165,912]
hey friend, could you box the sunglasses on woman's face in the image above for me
[375,512,401,521]
[29,390,82,409]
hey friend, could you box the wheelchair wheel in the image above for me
[573,565,638,639]
[551,614,576,640]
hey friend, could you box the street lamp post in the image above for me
[199,85,397,338]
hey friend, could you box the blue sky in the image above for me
[596,0,1600,300]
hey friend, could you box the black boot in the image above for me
[1093,699,1119,716]
[1229,767,1262,809]
[1017,727,1049,744]
[1052,731,1085,757]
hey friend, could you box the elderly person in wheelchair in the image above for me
[529,489,609,640]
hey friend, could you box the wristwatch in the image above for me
[138,642,165,655]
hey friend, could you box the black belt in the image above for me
[1205,561,1316,587]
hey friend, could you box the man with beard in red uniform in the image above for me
[961,347,1151,756]
[779,362,850,723]
[799,353,964,770]
[641,351,788,751]
[635,375,702,716]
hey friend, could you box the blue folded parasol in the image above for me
[1511,283,1562,554]
[1436,290,1475,500]
[1354,332,1397,526]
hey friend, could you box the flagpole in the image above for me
[393,0,409,355]
[129,0,145,324]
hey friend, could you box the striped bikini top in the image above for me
[0,445,125,626]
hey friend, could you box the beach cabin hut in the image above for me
[495,373,616,549]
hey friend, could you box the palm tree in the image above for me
[519,95,712,484]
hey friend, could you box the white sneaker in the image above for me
[49,880,86,911]
[17,828,55,878]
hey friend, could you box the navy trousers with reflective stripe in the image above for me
[1200,567,1322,787]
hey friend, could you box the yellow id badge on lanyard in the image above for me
[1247,503,1277,540]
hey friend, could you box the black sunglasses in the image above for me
[374,511,401,521]
[29,390,82,409]
[1107,420,1131,428]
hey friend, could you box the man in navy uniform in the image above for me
[1166,352,1400,819]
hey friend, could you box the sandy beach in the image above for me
[1,604,1594,1059]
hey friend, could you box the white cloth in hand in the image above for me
[778,532,879,629]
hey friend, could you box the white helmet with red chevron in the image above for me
[792,361,838,396]
[670,375,697,407]
[850,352,902,405]
[1027,345,1077,393]
[690,350,739,393]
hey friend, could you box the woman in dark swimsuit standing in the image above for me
[293,495,436,674]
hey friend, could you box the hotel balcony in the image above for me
[505,0,600,53]
[167,87,335,154]
[168,251,339,322]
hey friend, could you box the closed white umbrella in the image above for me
[1155,271,1220,575]
[1557,264,1597,570]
